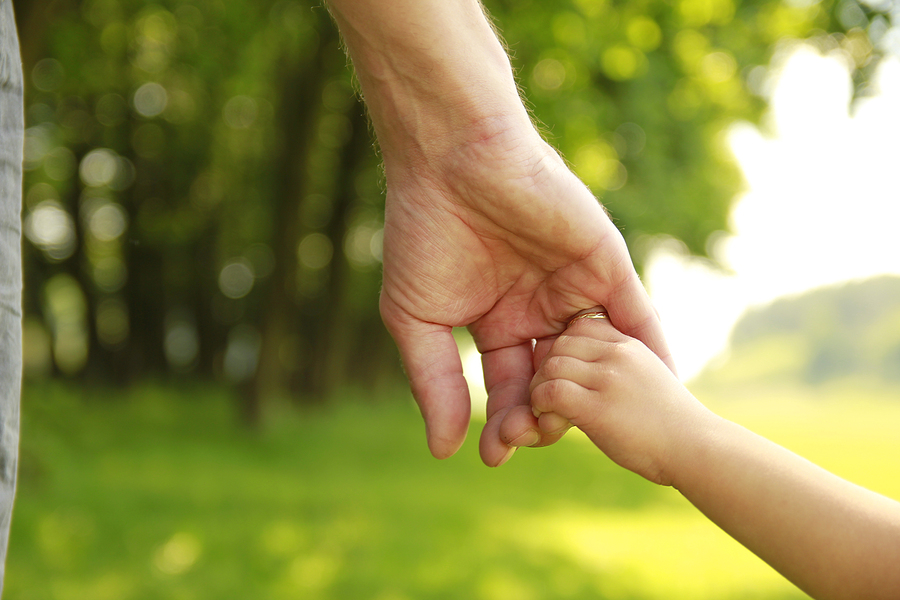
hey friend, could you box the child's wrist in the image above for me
[666,409,730,492]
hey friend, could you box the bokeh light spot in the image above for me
[574,141,627,190]
[298,233,333,270]
[626,17,663,52]
[678,0,735,27]
[616,122,647,157]
[134,11,175,73]
[23,125,54,170]
[43,274,89,375]
[532,58,568,90]
[80,148,120,188]
[701,51,738,83]
[25,201,77,261]
[164,310,199,370]
[344,224,383,270]
[288,552,340,592]
[673,29,710,73]
[22,318,52,378]
[218,259,255,299]
[223,95,259,129]
[260,521,306,556]
[245,243,275,279]
[32,58,65,92]
[88,202,128,242]
[552,12,587,48]
[133,82,168,118]
[96,298,129,348]
[224,325,261,382]
[837,0,868,30]
[153,532,201,576]
[601,45,646,80]
[92,256,128,293]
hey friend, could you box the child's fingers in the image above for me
[534,355,595,390]
[529,311,631,437]
[542,334,610,364]
[533,318,630,369]
[529,339,613,399]
[530,377,598,426]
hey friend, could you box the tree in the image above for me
[15,0,896,418]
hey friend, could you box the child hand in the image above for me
[530,312,712,486]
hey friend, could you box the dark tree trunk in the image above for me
[299,102,375,399]
[248,16,338,423]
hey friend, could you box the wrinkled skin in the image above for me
[378,123,675,466]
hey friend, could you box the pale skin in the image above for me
[325,0,674,466]
[531,315,900,600]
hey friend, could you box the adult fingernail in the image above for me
[539,412,572,435]
[509,429,541,448]
[496,445,516,467]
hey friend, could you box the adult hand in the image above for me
[327,0,674,465]
[379,120,674,465]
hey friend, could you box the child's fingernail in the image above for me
[532,406,542,418]
[496,445,516,467]
[509,429,541,448]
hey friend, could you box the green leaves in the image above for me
[17,0,893,395]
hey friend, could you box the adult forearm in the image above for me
[325,0,532,167]
[672,415,900,600]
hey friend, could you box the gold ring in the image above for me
[567,311,609,327]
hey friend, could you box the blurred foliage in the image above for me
[13,0,897,414]
[488,0,898,258]
[731,276,900,383]
[699,275,900,386]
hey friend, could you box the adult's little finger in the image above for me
[499,403,569,447]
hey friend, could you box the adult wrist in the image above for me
[326,0,532,167]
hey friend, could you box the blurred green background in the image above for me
[9,0,900,598]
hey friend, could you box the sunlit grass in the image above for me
[8,377,898,599]
[697,377,900,501]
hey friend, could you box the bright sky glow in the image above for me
[647,43,900,381]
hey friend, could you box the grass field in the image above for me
[7,378,900,600]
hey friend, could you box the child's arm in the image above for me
[530,315,900,600]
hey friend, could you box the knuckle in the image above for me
[600,338,642,365]
[540,354,571,379]
[531,377,568,411]
[617,338,649,364]
[545,377,571,397]
[551,334,578,353]
[592,341,618,362]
